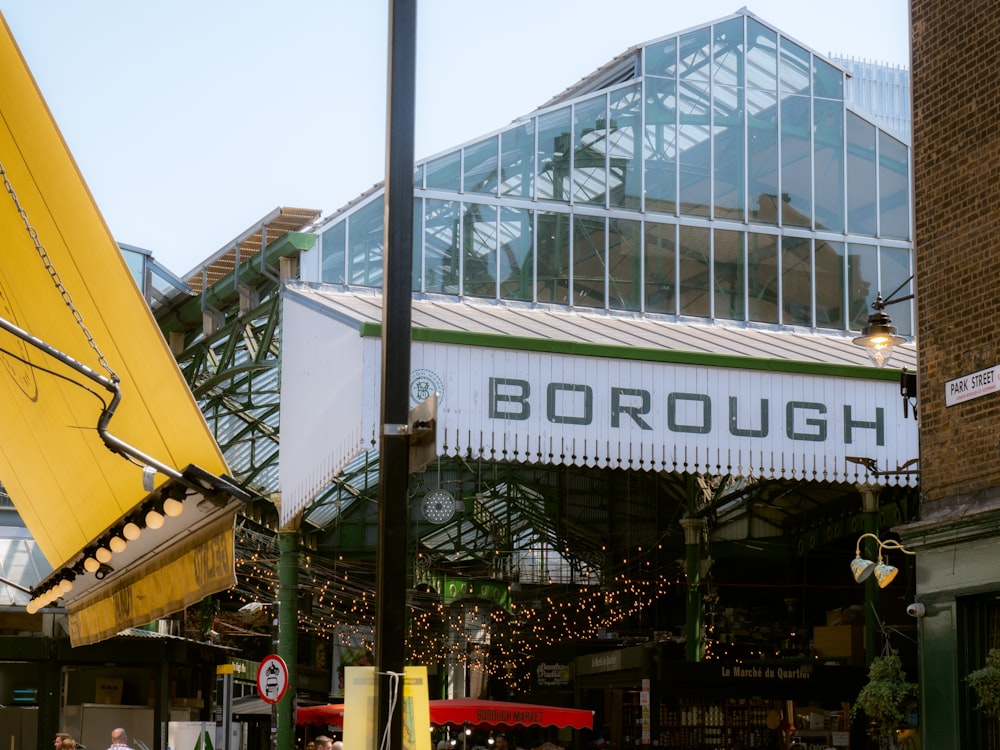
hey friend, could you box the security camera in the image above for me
[906,602,926,618]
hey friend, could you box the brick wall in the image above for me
[912,0,1000,512]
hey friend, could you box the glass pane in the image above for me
[536,211,571,303]
[780,95,812,227]
[814,239,846,329]
[643,77,678,214]
[779,38,810,95]
[846,112,878,236]
[679,28,711,84]
[425,151,461,191]
[714,228,745,321]
[464,137,499,196]
[347,195,385,286]
[412,197,421,291]
[609,84,641,209]
[746,19,777,92]
[813,57,843,100]
[879,132,910,240]
[414,163,424,188]
[644,36,677,78]
[713,18,744,87]
[573,94,608,205]
[880,246,913,336]
[847,242,878,330]
[748,90,779,224]
[320,220,346,284]
[463,203,498,298]
[814,98,845,232]
[573,215,606,308]
[782,236,812,326]
[644,221,676,314]
[679,81,711,217]
[499,206,533,302]
[423,199,460,294]
[714,84,745,220]
[537,107,572,202]
[678,224,711,317]
[747,232,779,324]
[500,122,534,199]
[608,217,641,311]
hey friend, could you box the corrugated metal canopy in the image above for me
[284,283,916,369]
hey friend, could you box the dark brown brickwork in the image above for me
[912,0,1000,513]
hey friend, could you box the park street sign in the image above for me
[945,364,1000,407]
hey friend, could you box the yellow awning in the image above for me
[0,12,247,645]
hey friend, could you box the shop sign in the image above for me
[945,364,1000,406]
[720,664,812,681]
[536,662,571,686]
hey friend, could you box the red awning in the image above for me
[297,703,345,727]
[296,699,593,731]
[428,699,593,731]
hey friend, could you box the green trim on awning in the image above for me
[355,321,901,381]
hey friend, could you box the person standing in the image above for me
[107,728,135,750]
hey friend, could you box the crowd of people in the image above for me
[54,727,135,750]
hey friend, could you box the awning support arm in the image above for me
[0,314,184,482]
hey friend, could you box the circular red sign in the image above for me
[256,654,289,705]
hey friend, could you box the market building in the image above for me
[0,7,921,750]
[269,8,918,749]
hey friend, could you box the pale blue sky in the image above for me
[1,1,909,277]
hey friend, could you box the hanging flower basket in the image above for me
[852,651,918,743]
[967,647,1000,717]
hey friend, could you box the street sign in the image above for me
[256,654,289,705]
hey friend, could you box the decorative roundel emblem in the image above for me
[421,488,456,524]
[410,369,444,407]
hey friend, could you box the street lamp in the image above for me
[852,276,914,368]
[850,532,915,588]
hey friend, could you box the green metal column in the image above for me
[858,485,880,664]
[278,528,299,750]
[680,517,705,662]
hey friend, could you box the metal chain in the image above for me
[0,162,119,382]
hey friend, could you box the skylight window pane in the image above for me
[644,221,677,314]
[464,137,499,196]
[679,28,711,84]
[678,224,710,317]
[782,236,812,326]
[463,203,498,298]
[644,36,677,78]
[423,199,459,293]
[747,231,779,323]
[780,95,812,227]
[815,239,847,330]
[500,122,534,199]
[713,17,744,87]
[572,215,606,308]
[320,220,346,284]
[425,151,461,191]
[573,95,608,206]
[347,196,384,286]
[846,112,878,236]
[748,89,778,225]
[813,57,843,100]
[814,97,845,232]
[536,211,570,303]
[714,228,745,320]
[499,206,533,302]
[608,217,641,312]
[607,84,641,210]
[879,132,910,240]
[537,107,572,202]
[643,77,677,214]
[747,19,777,92]
[778,38,810,95]
[679,81,711,217]
[847,242,878,331]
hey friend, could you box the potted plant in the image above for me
[967,647,1000,716]
[852,650,918,748]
